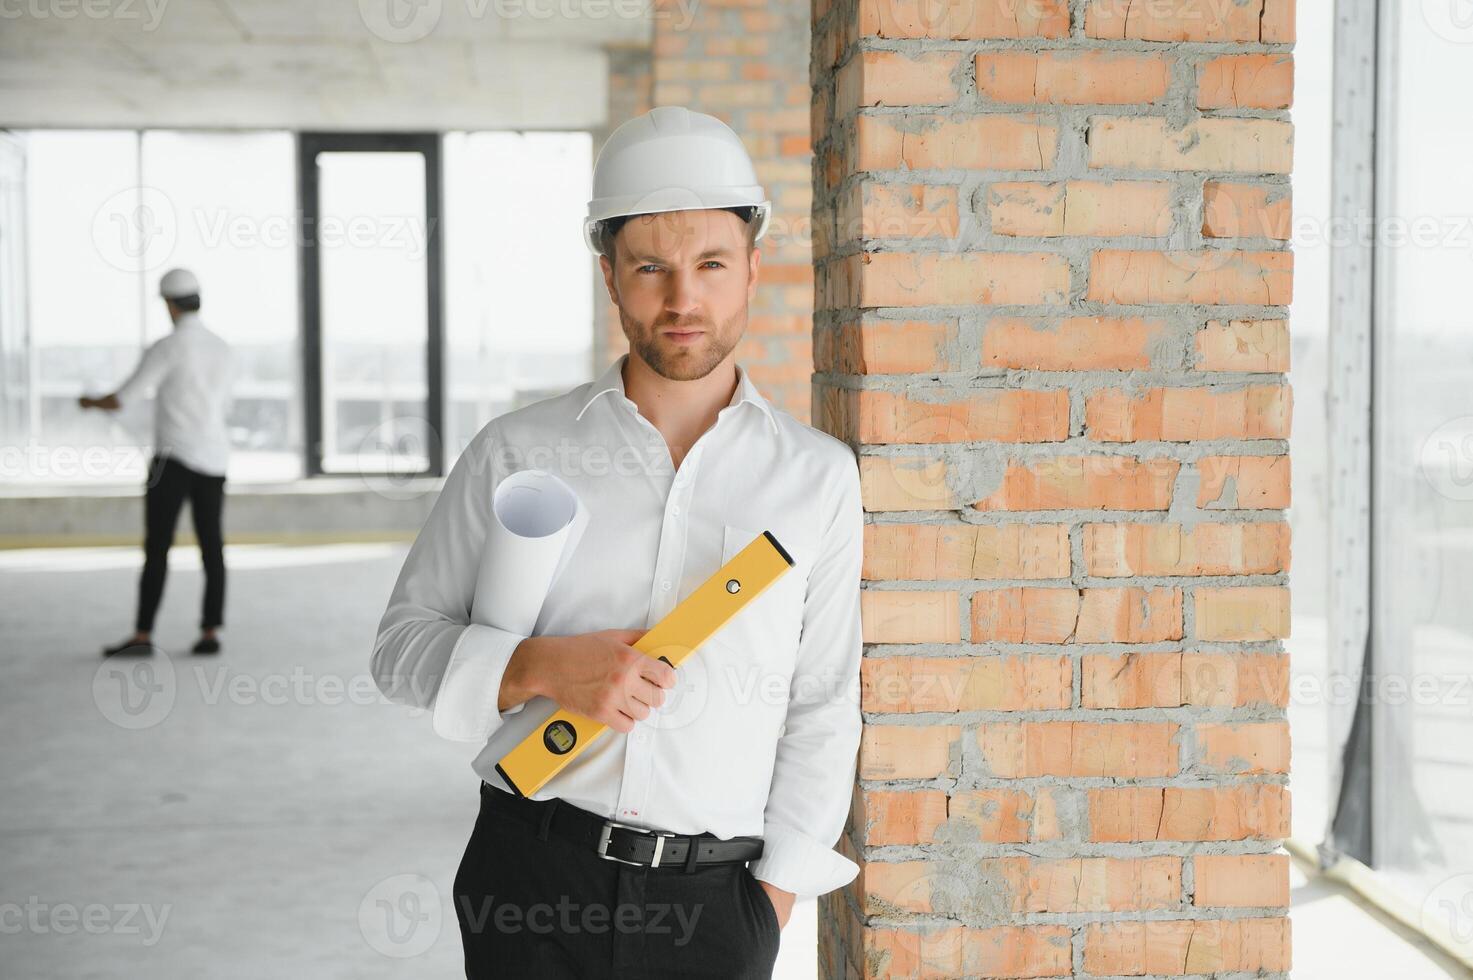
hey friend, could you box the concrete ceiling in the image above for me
[0,0,651,131]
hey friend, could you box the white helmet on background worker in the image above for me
[583,106,771,256]
[159,267,200,299]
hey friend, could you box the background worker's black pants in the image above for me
[137,453,225,633]
[454,784,781,979]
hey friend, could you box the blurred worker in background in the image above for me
[80,267,235,657]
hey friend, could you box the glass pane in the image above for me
[443,131,593,461]
[316,151,429,474]
[0,135,27,453]
[1372,0,1473,920]
[1285,0,1335,845]
[140,131,299,482]
[19,130,147,484]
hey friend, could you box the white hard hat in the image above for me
[159,268,200,299]
[583,106,771,256]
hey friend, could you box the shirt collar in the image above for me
[575,353,779,435]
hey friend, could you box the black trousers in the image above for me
[453,784,781,979]
[137,453,225,633]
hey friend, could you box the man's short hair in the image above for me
[171,294,201,312]
[595,205,759,266]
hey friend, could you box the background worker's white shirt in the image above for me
[114,312,234,477]
[372,353,864,900]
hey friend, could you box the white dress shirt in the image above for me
[113,312,235,477]
[372,353,864,899]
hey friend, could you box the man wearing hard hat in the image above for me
[81,268,235,658]
[372,107,863,978]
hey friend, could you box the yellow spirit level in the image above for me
[494,529,794,798]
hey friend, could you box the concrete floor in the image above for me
[0,542,822,979]
[0,542,1464,979]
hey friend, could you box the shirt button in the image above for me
[661,580,671,592]
[672,505,680,516]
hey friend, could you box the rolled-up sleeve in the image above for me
[747,454,864,899]
[370,426,530,742]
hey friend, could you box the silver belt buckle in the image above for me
[597,819,677,867]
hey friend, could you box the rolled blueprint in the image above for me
[433,468,588,742]
[470,468,589,634]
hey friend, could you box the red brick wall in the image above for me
[810,1,1295,976]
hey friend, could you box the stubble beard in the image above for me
[621,306,743,382]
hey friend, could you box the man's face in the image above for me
[599,208,760,382]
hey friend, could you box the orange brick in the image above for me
[1195,586,1291,640]
[836,50,962,110]
[950,788,1064,843]
[982,315,1166,370]
[988,181,1174,237]
[1203,181,1292,239]
[1198,53,1295,109]
[1078,587,1183,642]
[1081,652,1182,709]
[1197,722,1290,774]
[1183,652,1290,707]
[859,454,958,511]
[864,924,1074,979]
[860,0,1071,39]
[1086,0,1295,42]
[1195,318,1291,372]
[1197,455,1290,509]
[867,856,1180,914]
[971,588,1081,643]
[972,456,1179,512]
[978,722,1179,778]
[1194,853,1290,907]
[863,523,1071,581]
[1088,250,1293,305]
[861,724,961,779]
[1088,117,1294,174]
[824,386,1066,442]
[862,788,949,845]
[976,51,1170,104]
[862,590,962,643]
[857,114,1060,171]
[1084,917,1291,975]
[844,182,960,239]
[817,318,960,374]
[856,388,1069,443]
[1086,385,1292,442]
[863,654,1072,712]
[1084,652,1290,708]
[1089,784,1291,842]
[1083,522,1291,576]
[860,251,1072,306]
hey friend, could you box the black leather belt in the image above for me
[481,781,763,870]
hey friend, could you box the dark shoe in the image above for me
[102,637,154,657]
[192,636,221,655]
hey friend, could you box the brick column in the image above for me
[811,2,1294,977]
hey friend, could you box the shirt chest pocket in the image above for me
[711,524,806,667]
